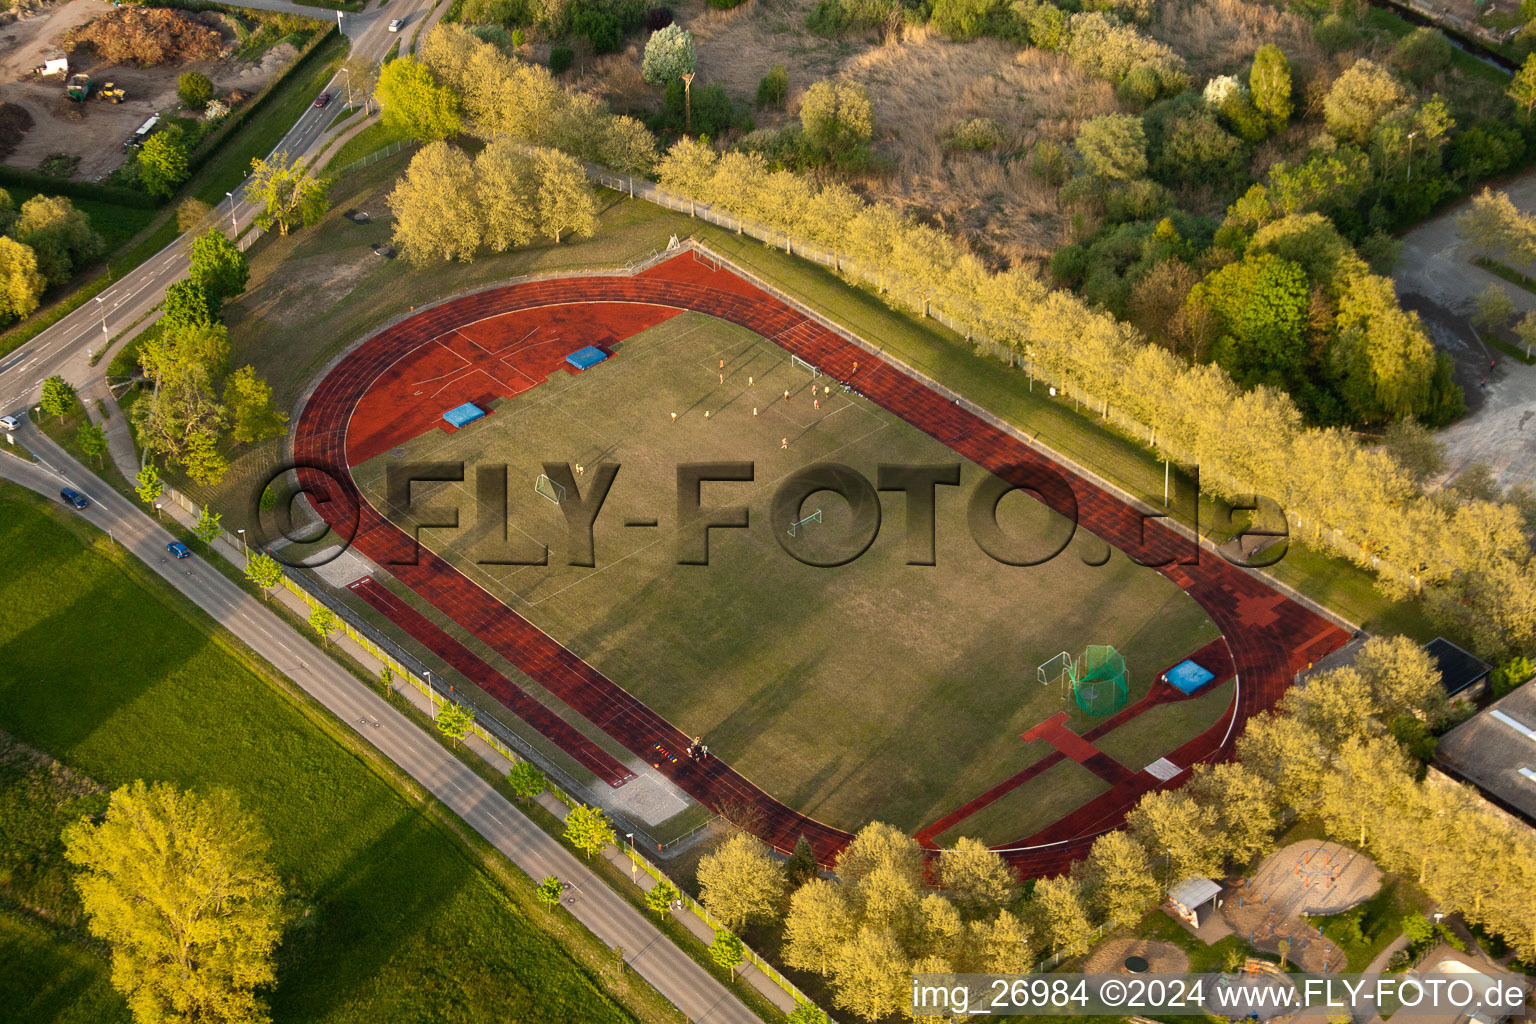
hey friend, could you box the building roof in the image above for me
[1167,877,1221,909]
[1435,681,1536,823]
[1425,637,1492,696]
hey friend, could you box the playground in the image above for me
[1221,841,1383,974]
[292,247,1351,871]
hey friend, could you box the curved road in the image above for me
[0,426,765,1024]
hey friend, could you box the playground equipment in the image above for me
[66,73,92,102]
[1038,646,1129,716]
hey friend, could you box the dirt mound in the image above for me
[0,102,35,160]
[64,7,223,66]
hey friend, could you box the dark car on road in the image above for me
[167,541,192,559]
[60,488,89,509]
[314,92,331,108]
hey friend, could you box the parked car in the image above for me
[60,488,89,509]
[313,92,331,108]
[0,414,21,431]
[388,17,402,31]
[167,541,192,559]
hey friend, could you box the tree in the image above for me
[799,80,874,168]
[194,504,222,544]
[1456,189,1536,268]
[536,875,563,913]
[135,464,163,505]
[188,230,248,302]
[974,909,1035,973]
[563,804,615,859]
[828,926,909,1020]
[309,605,339,647]
[698,832,785,930]
[1030,875,1093,958]
[178,71,213,108]
[76,421,107,467]
[1076,831,1159,928]
[833,822,925,889]
[641,24,696,86]
[1192,252,1309,388]
[245,151,330,237]
[0,237,46,324]
[507,761,545,803]
[1516,311,1536,358]
[473,141,537,253]
[785,834,819,890]
[645,878,680,919]
[1074,113,1148,180]
[223,366,286,443]
[600,115,659,177]
[1510,53,1536,122]
[533,148,598,243]
[161,279,216,332]
[1125,789,1223,881]
[177,198,213,233]
[389,142,481,263]
[1188,761,1280,867]
[782,879,855,976]
[342,56,379,114]
[1249,44,1292,130]
[40,375,77,421]
[139,130,190,199]
[1323,59,1408,146]
[436,701,474,748]
[786,1003,832,1024]
[939,837,1017,917]
[709,929,745,976]
[244,552,283,601]
[133,322,228,481]
[13,195,103,287]
[376,56,463,142]
[1472,282,1517,335]
[61,781,286,1024]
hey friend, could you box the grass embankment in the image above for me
[0,484,681,1024]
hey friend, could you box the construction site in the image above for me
[0,0,302,181]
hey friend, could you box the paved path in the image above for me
[0,426,769,1024]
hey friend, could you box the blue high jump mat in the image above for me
[442,402,486,428]
[1166,659,1215,695]
[565,345,608,371]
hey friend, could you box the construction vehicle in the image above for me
[66,73,92,102]
[98,82,125,104]
[32,53,68,77]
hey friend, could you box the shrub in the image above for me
[642,23,695,85]
[512,27,526,46]
[177,71,212,108]
[799,79,874,169]
[1492,656,1535,698]
[662,78,735,136]
[1393,27,1452,86]
[931,0,994,40]
[945,116,1004,151]
[1075,113,1148,180]
[757,65,788,108]
[1030,138,1072,185]
[805,0,907,37]
[574,7,623,52]
[549,46,575,74]
[1314,13,1361,54]
[462,0,527,24]
[645,6,673,28]
[708,0,745,7]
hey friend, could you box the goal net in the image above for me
[791,354,819,379]
[1037,651,1075,693]
[787,509,822,536]
[535,474,566,505]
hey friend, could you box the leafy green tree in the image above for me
[13,195,103,286]
[645,878,680,919]
[474,140,537,252]
[387,142,480,263]
[536,875,563,913]
[1491,656,1534,697]
[799,80,874,169]
[0,237,46,324]
[62,781,287,1024]
[757,65,788,108]
[533,148,598,243]
[785,834,819,890]
[1323,59,1408,146]
[563,804,616,859]
[1472,282,1517,335]
[1191,252,1309,387]
[436,701,474,748]
[1074,113,1148,180]
[1250,44,1293,130]
[193,504,222,544]
[308,605,340,647]
[222,365,287,443]
[377,56,463,142]
[1515,311,1536,358]
[939,837,1017,916]
[244,151,330,237]
[786,1002,832,1024]
[135,464,163,504]
[161,280,216,331]
[1393,27,1452,87]
[133,322,228,482]
[76,421,107,467]
[244,552,283,601]
[41,375,77,420]
[1125,789,1223,881]
[1510,53,1536,122]
[188,230,248,302]
[507,760,545,803]
[708,928,745,976]
[698,833,785,930]
[641,24,696,86]
[177,71,213,108]
[1030,875,1094,958]
[139,130,190,199]
[1075,830,1159,928]
[342,56,380,115]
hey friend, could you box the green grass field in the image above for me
[352,311,1220,834]
[0,484,660,1024]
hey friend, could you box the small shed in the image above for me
[565,345,608,371]
[1424,637,1492,699]
[1167,877,1221,928]
[442,402,485,428]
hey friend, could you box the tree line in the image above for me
[0,189,104,326]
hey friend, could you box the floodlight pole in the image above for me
[237,527,247,560]
[225,191,237,234]
[1164,459,1170,507]
[681,72,694,135]
[626,832,636,880]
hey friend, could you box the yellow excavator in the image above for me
[98,82,125,103]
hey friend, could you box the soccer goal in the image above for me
[791,354,820,379]
[692,248,720,272]
[534,474,566,505]
[1037,651,1075,701]
[787,509,822,536]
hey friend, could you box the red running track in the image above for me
[294,253,1349,875]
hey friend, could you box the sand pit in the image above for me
[1083,937,1191,974]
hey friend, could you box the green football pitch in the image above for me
[354,311,1222,835]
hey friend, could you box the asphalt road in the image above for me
[1,427,763,1024]
[0,0,433,415]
